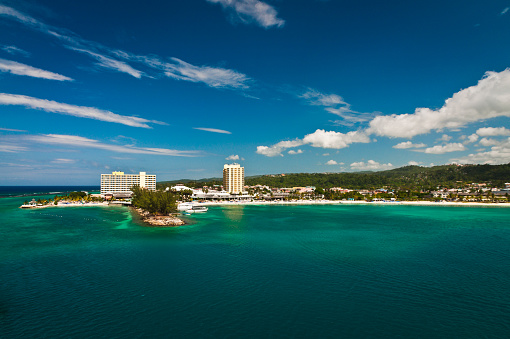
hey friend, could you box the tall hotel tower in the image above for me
[223,164,244,194]
[100,171,156,194]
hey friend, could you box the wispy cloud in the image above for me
[0,144,27,153]
[0,93,166,128]
[68,47,142,78]
[300,88,378,126]
[0,58,73,81]
[194,127,232,134]
[206,0,285,28]
[51,158,76,164]
[1,45,30,57]
[165,58,250,89]
[0,127,27,132]
[0,4,251,90]
[26,134,202,157]
[501,7,509,15]
[368,69,510,138]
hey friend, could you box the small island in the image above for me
[130,186,186,227]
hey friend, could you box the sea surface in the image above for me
[1,187,510,338]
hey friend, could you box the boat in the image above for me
[185,206,208,213]
[177,202,194,211]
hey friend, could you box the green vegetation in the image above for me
[131,186,178,215]
[53,191,102,203]
[161,164,510,191]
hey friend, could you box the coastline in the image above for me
[20,201,110,209]
[196,200,510,208]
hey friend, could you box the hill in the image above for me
[157,163,510,190]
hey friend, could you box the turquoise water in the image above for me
[1,191,510,338]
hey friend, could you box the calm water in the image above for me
[1,188,510,338]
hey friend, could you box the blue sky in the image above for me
[1,0,510,185]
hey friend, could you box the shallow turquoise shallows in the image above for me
[2,190,510,338]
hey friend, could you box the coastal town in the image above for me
[20,163,510,213]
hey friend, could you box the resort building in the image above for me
[100,171,156,195]
[223,163,245,194]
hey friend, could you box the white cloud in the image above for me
[501,7,509,15]
[256,138,304,157]
[0,144,26,153]
[452,137,510,165]
[326,160,338,165]
[0,58,73,81]
[256,145,283,157]
[368,69,510,138]
[1,45,30,57]
[408,161,421,166]
[226,154,240,160]
[256,129,369,157]
[423,143,466,154]
[193,127,232,134]
[0,93,166,128]
[288,149,303,155]
[392,141,427,149]
[26,134,201,157]
[206,0,285,28]
[302,129,370,149]
[478,138,501,147]
[350,160,393,171]
[464,134,479,144]
[437,134,452,142]
[476,127,510,137]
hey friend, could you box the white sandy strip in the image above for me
[25,202,111,209]
[196,200,510,208]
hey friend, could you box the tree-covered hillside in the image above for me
[158,163,510,190]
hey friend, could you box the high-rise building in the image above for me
[223,164,244,194]
[100,171,156,194]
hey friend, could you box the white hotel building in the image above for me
[100,171,156,195]
[223,163,244,194]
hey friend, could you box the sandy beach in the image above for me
[197,199,510,208]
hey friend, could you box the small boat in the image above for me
[177,202,194,211]
[185,206,208,213]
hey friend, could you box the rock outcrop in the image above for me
[134,208,185,227]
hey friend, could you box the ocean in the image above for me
[1,187,510,338]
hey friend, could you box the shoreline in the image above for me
[20,201,110,209]
[196,200,510,208]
